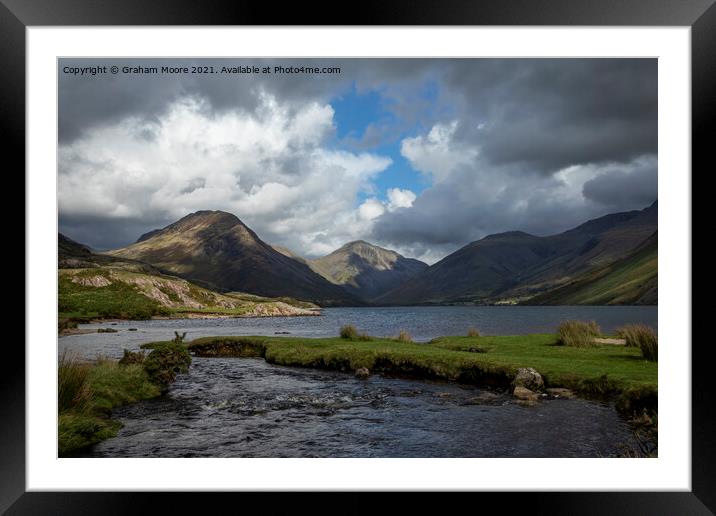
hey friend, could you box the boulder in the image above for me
[512,386,539,401]
[355,367,370,379]
[512,367,544,392]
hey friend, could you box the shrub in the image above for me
[339,324,372,341]
[557,320,601,347]
[467,327,481,337]
[58,353,92,412]
[618,324,658,361]
[143,341,192,386]
[118,349,145,365]
[395,329,413,343]
[58,318,78,331]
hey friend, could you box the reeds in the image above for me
[339,324,372,341]
[557,320,601,347]
[467,327,481,337]
[618,324,658,362]
[58,352,92,412]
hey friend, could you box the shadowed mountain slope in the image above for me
[376,201,657,305]
[523,231,657,305]
[107,211,361,306]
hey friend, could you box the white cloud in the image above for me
[386,188,416,210]
[59,93,393,257]
[400,121,478,182]
[358,198,387,220]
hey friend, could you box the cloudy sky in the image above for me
[58,58,657,263]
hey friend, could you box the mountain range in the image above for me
[376,201,657,305]
[95,201,657,307]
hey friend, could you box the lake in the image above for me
[59,305,657,359]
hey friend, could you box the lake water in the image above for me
[60,306,655,458]
[59,305,657,360]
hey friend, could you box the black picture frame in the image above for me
[5,0,711,513]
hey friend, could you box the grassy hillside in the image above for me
[523,232,657,305]
[59,267,320,320]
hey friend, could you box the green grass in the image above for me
[58,356,161,456]
[88,358,162,412]
[185,332,657,412]
[58,344,192,456]
[59,273,170,320]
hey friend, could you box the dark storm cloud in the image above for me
[59,214,172,251]
[582,159,658,210]
[443,59,657,173]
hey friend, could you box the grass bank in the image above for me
[58,341,191,456]
[186,333,657,414]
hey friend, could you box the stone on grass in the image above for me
[512,367,544,392]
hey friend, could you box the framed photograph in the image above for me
[6,0,711,513]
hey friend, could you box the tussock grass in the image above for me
[394,330,413,343]
[557,320,601,347]
[467,327,481,338]
[618,324,657,362]
[118,349,145,365]
[339,324,372,341]
[58,352,92,412]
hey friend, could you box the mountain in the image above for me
[376,201,657,305]
[58,233,319,320]
[306,240,428,300]
[523,232,657,305]
[272,244,308,264]
[106,211,361,306]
